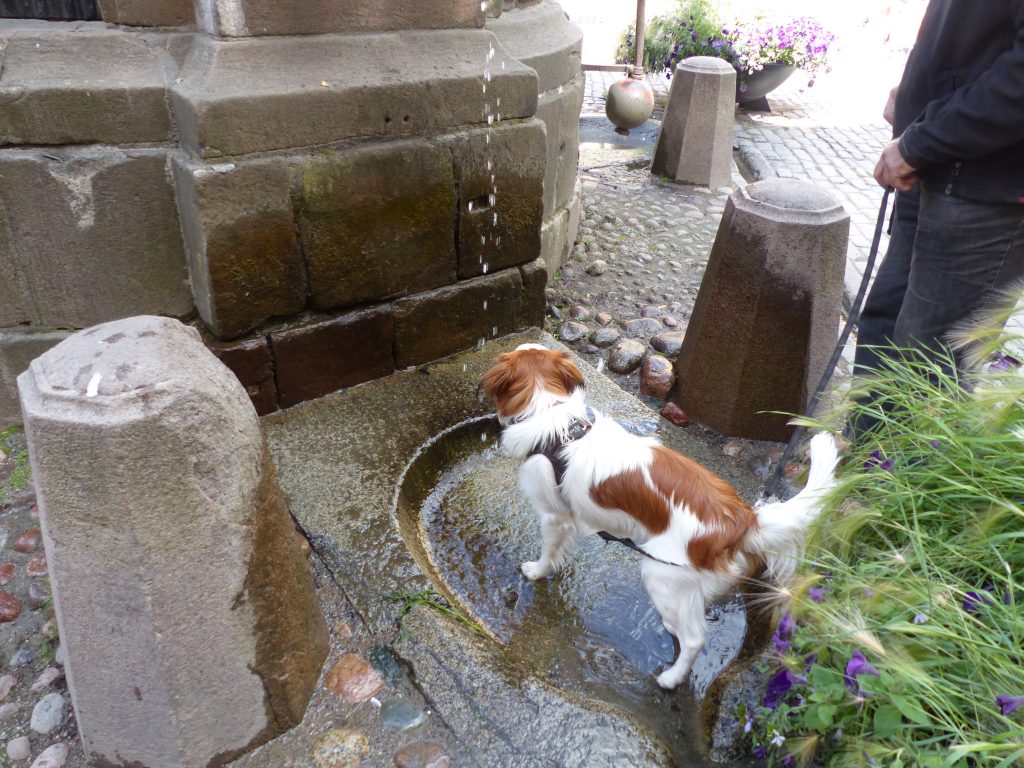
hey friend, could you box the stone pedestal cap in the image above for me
[676,55,736,74]
[735,177,847,225]
[17,315,328,768]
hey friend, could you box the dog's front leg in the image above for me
[518,455,576,580]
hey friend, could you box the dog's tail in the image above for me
[745,431,840,584]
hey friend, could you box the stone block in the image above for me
[651,57,736,188]
[206,335,278,416]
[0,329,70,429]
[518,258,548,328]
[297,141,456,313]
[535,73,583,217]
[0,28,172,145]
[170,31,538,158]
[195,0,481,35]
[489,1,583,93]
[17,316,328,767]
[672,179,849,441]
[98,0,194,26]
[445,119,546,279]
[172,156,305,340]
[0,149,193,329]
[540,208,568,278]
[270,307,395,409]
[393,270,524,367]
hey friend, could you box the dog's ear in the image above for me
[479,352,517,402]
[550,351,585,394]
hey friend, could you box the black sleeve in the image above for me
[899,7,1024,168]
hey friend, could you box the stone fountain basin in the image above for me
[261,331,765,766]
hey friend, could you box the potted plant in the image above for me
[615,0,834,108]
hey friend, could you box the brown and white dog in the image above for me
[480,344,839,689]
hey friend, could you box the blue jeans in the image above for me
[852,185,1024,432]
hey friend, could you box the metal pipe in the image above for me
[633,0,646,79]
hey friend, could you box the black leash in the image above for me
[760,188,893,502]
[596,530,687,567]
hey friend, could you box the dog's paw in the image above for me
[656,668,687,690]
[520,561,549,580]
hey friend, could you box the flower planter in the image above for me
[736,63,796,111]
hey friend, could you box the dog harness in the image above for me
[522,406,596,486]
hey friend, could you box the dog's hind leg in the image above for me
[642,562,707,689]
[518,455,576,580]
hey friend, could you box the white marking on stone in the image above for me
[86,373,101,397]
[214,0,247,35]
[47,160,109,230]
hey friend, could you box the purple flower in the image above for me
[844,650,880,688]
[808,587,825,603]
[772,632,791,653]
[764,668,803,709]
[997,695,1024,715]
[744,715,754,733]
[783,757,796,768]
[754,746,767,759]
[880,458,895,471]
[913,613,928,624]
[863,588,876,598]
[963,591,993,612]
[930,439,942,449]
[989,353,1022,372]
[778,612,796,639]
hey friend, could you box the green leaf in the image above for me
[817,704,837,726]
[873,704,903,739]
[891,694,931,726]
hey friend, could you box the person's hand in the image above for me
[883,86,898,126]
[874,140,917,191]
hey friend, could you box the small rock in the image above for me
[608,340,646,374]
[722,439,745,458]
[594,312,613,326]
[662,316,680,328]
[9,647,31,668]
[557,322,588,343]
[622,318,663,337]
[660,402,690,427]
[646,218,662,230]
[29,743,70,768]
[28,580,50,610]
[640,306,661,318]
[747,454,772,480]
[0,703,19,722]
[26,553,47,578]
[333,621,353,640]
[393,741,452,768]
[30,692,66,734]
[310,728,369,768]
[783,462,802,479]
[0,564,13,586]
[0,592,21,623]
[546,305,562,321]
[325,654,384,704]
[0,675,14,701]
[589,328,620,348]
[7,735,31,761]
[650,332,686,356]
[29,504,39,520]
[11,529,40,554]
[379,699,426,731]
[31,666,63,692]
[568,305,590,321]
[585,260,608,276]
[640,355,675,399]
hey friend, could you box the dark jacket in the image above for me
[895,0,1024,204]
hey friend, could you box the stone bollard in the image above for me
[671,179,849,441]
[17,316,328,767]
[651,56,736,187]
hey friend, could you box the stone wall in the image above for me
[0,0,583,427]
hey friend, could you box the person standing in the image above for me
[854,0,1024,432]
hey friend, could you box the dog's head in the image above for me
[479,344,585,420]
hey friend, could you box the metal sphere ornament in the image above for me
[605,76,654,135]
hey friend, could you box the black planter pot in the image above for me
[736,63,797,111]
[0,0,100,20]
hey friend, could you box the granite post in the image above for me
[651,56,736,187]
[671,179,849,441]
[17,315,328,767]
